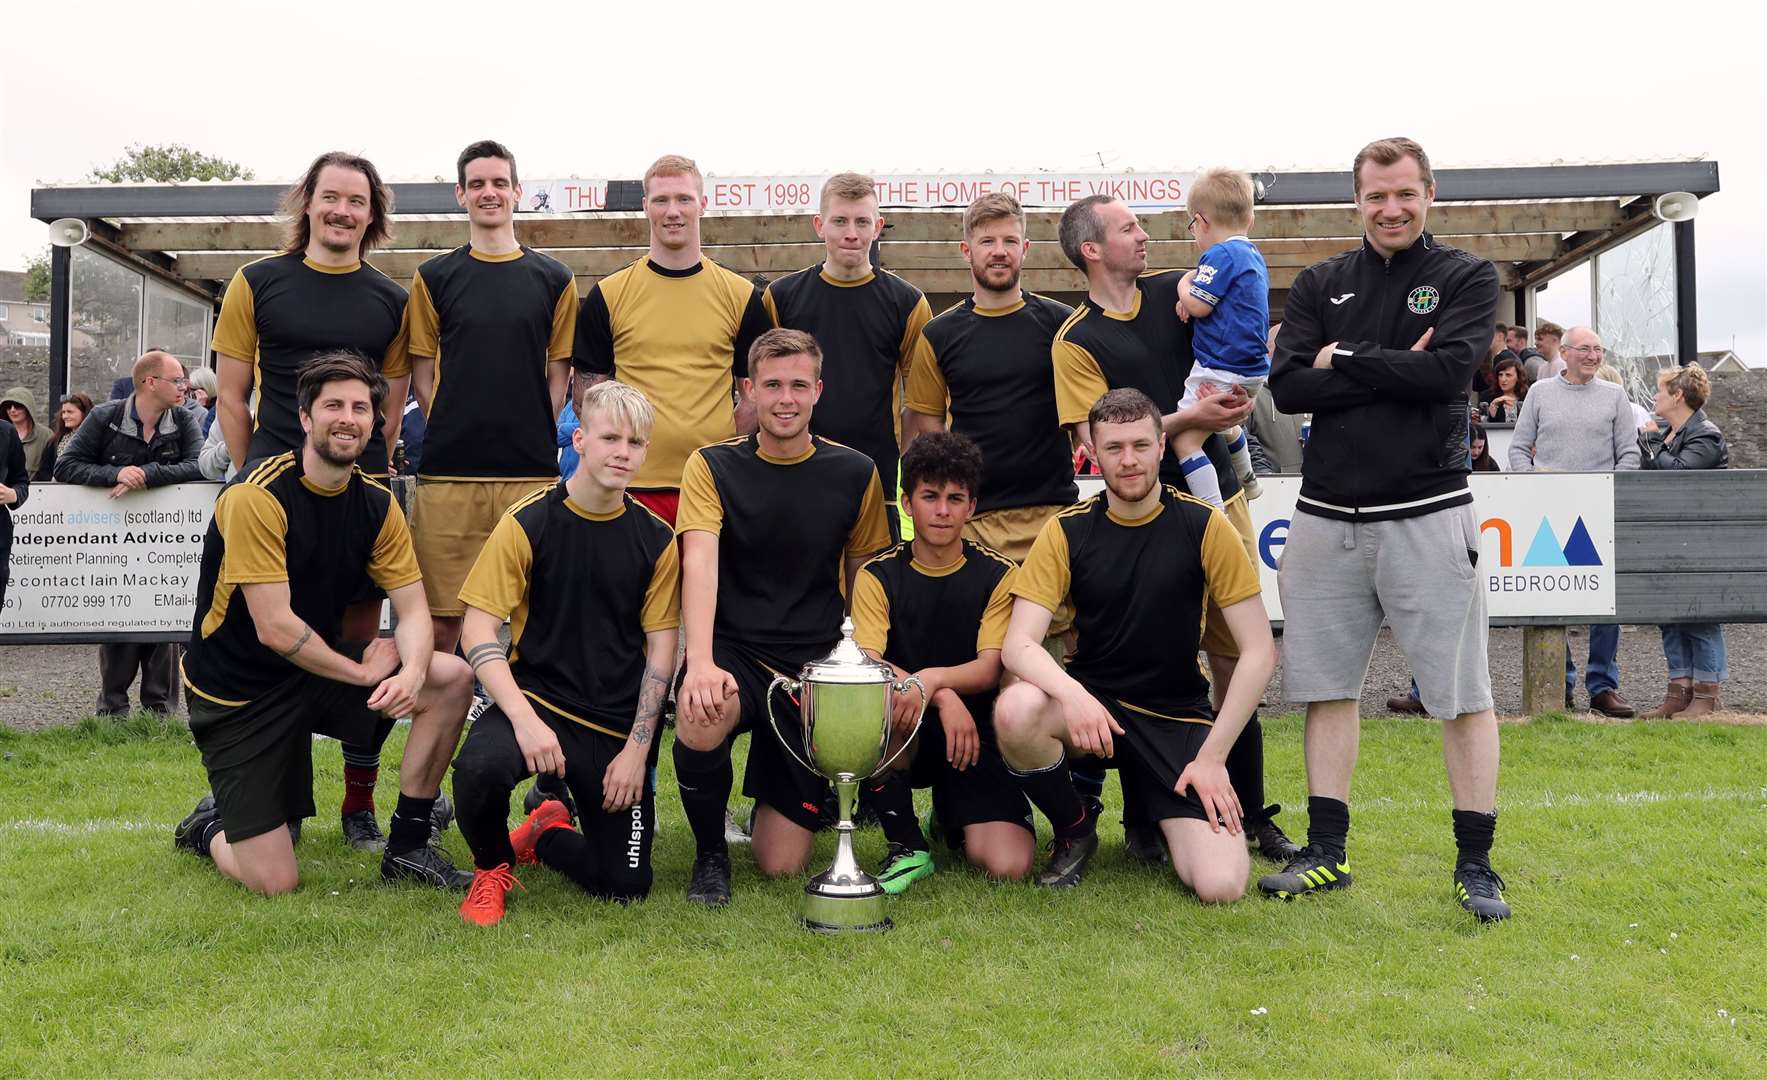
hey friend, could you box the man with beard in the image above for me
[1049,194,1299,865]
[995,388,1273,895]
[903,193,1077,562]
[672,329,892,906]
[211,151,416,849]
[763,173,931,538]
[174,352,474,895]
[405,140,578,658]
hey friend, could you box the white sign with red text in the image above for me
[519,172,1196,214]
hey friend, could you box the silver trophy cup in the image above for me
[767,617,927,933]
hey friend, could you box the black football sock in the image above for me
[864,774,926,852]
[386,794,437,855]
[1306,796,1350,863]
[1010,754,1092,841]
[1070,760,1106,807]
[1452,809,1497,868]
[673,738,733,857]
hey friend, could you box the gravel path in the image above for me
[4,624,1762,732]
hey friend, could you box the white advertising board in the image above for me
[2,482,219,641]
[519,172,1196,214]
[1075,473,1617,620]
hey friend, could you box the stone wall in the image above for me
[1707,369,1766,468]
[0,346,49,407]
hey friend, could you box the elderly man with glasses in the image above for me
[1507,326,1641,717]
[54,349,205,716]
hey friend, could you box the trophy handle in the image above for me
[873,675,929,777]
[764,675,819,776]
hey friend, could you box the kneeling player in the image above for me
[174,352,474,895]
[674,329,893,906]
[995,389,1275,898]
[852,432,1034,888]
[449,381,679,925]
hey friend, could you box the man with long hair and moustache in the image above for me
[211,151,421,852]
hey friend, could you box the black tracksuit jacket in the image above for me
[1270,231,1499,522]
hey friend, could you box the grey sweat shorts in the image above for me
[1277,504,1493,719]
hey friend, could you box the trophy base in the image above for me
[800,886,892,934]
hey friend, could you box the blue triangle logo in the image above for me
[1523,519,1569,566]
[1562,517,1602,566]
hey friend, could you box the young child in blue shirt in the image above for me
[1174,167,1270,504]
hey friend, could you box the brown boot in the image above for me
[1681,682,1722,717]
[1642,682,1694,719]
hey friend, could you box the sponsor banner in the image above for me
[520,172,1195,214]
[2,482,218,640]
[1076,473,1617,620]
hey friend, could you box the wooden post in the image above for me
[1522,626,1568,715]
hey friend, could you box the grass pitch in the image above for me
[0,711,1762,1077]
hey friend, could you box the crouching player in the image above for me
[995,389,1275,898]
[174,352,474,895]
[851,432,1035,889]
[448,381,680,925]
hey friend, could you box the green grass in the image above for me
[0,712,1762,1076]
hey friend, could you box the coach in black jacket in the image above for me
[54,350,203,717]
[1264,138,1511,923]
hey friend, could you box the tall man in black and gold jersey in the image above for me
[405,140,578,657]
[174,353,474,896]
[762,172,931,536]
[903,193,1077,563]
[997,389,1275,895]
[1051,194,1300,864]
[851,432,1034,888]
[674,329,893,907]
[449,381,679,926]
[211,150,416,851]
[572,154,772,527]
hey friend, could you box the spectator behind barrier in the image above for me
[2,386,48,480]
[1507,326,1641,719]
[34,393,94,482]
[1245,323,1305,474]
[1528,320,1566,381]
[1482,356,1529,423]
[1469,423,1500,471]
[53,349,203,718]
[1639,363,1730,718]
[0,415,28,613]
[187,367,219,436]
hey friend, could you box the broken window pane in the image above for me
[1595,222,1678,407]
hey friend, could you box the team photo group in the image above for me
[168,133,1513,928]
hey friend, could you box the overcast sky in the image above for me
[3,0,1762,363]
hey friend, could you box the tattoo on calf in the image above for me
[465,641,507,672]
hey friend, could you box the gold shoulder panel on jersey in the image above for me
[860,540,911,573]
[358,472,393,496]
[1053,496,1098,520]
[243,452,297,488]
[1162,484,1216,512]
[504,485,552,519]
[964,539,1020,572]
[1054,304,1091,339]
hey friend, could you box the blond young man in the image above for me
[763,173,931,537]
[572,155,771,526]
[451,382,679,925]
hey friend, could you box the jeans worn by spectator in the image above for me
[1565,624,1621,698]
[1660,624,1727,683]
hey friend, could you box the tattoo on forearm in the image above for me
[278,624,313,660]
[465,641,507,672]
[630,669,669,746]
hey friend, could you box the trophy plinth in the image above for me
[767,618,927,934]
